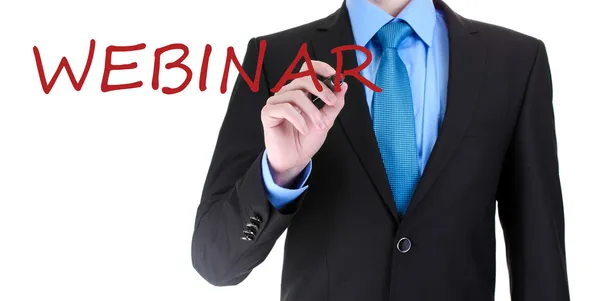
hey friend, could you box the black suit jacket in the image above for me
[191,1,570,300]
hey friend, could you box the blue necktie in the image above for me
[372,21,420,215]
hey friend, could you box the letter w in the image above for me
[33,39,96,94]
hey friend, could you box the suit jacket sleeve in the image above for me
[496,40,570,300]
[191,37,306,286]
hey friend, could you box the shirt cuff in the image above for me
[261,150,312,210]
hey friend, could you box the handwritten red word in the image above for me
[32,39,381,95]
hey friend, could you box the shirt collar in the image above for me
[346,0,437,47]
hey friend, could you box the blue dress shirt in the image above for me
[262,0,449,210]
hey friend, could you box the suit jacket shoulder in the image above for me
[466,17,543,67]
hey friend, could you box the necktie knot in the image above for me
[375,21,414,49]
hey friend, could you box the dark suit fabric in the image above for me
[191,1,570,300]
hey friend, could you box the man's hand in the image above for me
[261,61,348,187]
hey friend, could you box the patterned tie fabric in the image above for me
[372,21,420,215]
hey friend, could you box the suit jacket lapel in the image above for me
[310,2,400,221]
[404,0,487,217]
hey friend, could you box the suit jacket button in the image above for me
[246,223,259,231]
[250,215,262,224]
[397,237,411,253]
[241,231,255,241]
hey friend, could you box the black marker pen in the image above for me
[311,74,345,110]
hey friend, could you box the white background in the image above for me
[0,0,598,300]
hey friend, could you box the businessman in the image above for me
[192,0,570,300]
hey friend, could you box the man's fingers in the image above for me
[300,60,337,77]
[276,77,337,107]
[267,90,328,130]
[268,60,340,130]
[321,82,348,125]
[262,103,309,135]
[273,60,339,107]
